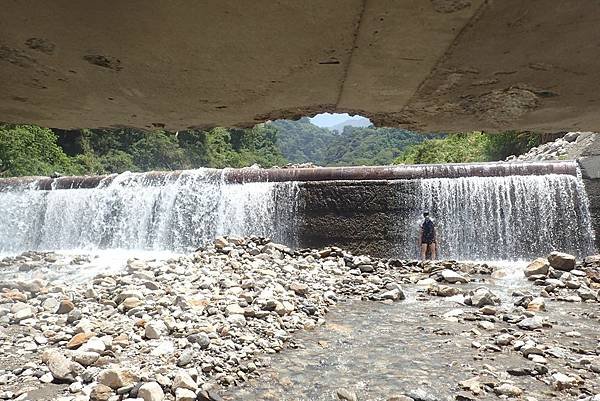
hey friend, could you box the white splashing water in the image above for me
[411,173,595,260]
[0,169,300,253]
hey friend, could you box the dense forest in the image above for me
[0,121,540,177]
[272,117,441,166]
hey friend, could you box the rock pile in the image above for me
[524,251,600,303]
[1,239,598,400]
[505,131,596,162]
[0,236,424,400]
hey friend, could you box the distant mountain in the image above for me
[327,117,371,133]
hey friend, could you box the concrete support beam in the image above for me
[1,1,600,132]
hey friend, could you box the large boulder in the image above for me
[525,258,549,277]
[548,251,576,271]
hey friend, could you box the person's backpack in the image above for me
[422,218,435,239]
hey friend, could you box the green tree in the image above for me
[0,124,80,177]
[99,150,137,173]
[394,132,540,164]
[130,131,189,171]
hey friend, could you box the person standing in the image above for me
[420,211,437,260]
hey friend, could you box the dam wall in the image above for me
[0,161,596,260]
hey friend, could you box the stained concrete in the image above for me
[1,1,600,132]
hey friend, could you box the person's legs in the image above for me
[430,242,437,260]
[420,243,428,260]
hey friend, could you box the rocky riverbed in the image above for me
[0,238,598,401]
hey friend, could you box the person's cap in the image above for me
[423,210,430,216]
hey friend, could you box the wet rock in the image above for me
[441,269,468,284]
[336,388,358,401]
[380,288,405,301]
[467,288,500,307]
[495,333,515,346]
[525,258,549,277]
[138,382,164,401]
[526,297,546,312]
[427,284,462,297]
[518,316,544,330]
[548,251,576,271]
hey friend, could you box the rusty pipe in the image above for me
[0,161,579,191]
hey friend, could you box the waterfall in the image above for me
[411,173,595,260]
[0,169,300,253]
[0,164,596,261]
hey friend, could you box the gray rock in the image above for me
[380,288,405,301]
[441,269,468,284]
[548,251,576,271]
[469,288,500,307]
[72,351,100,366]
[525,258,549,277]
[518,316,544,330]
[145,320,167,340]
[177,350,194,367]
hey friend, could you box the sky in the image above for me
[309,112,371,128]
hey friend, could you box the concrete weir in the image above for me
[0,161,579,190]
[0,160,596,260]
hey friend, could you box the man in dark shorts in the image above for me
[420,211,437,260]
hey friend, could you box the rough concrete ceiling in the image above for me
[0,0,599,132]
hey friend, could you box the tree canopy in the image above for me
[0,120,541,177]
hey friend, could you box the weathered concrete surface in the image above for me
[298,181,418,257]
[1,1,600,132]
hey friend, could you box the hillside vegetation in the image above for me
[272,117,440,166]
[0,121,540,177]
[394,132,541,164]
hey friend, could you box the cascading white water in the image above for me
[412,173,596,260]
[0,169,300,253]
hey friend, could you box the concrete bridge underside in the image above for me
[1,0,599,132]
